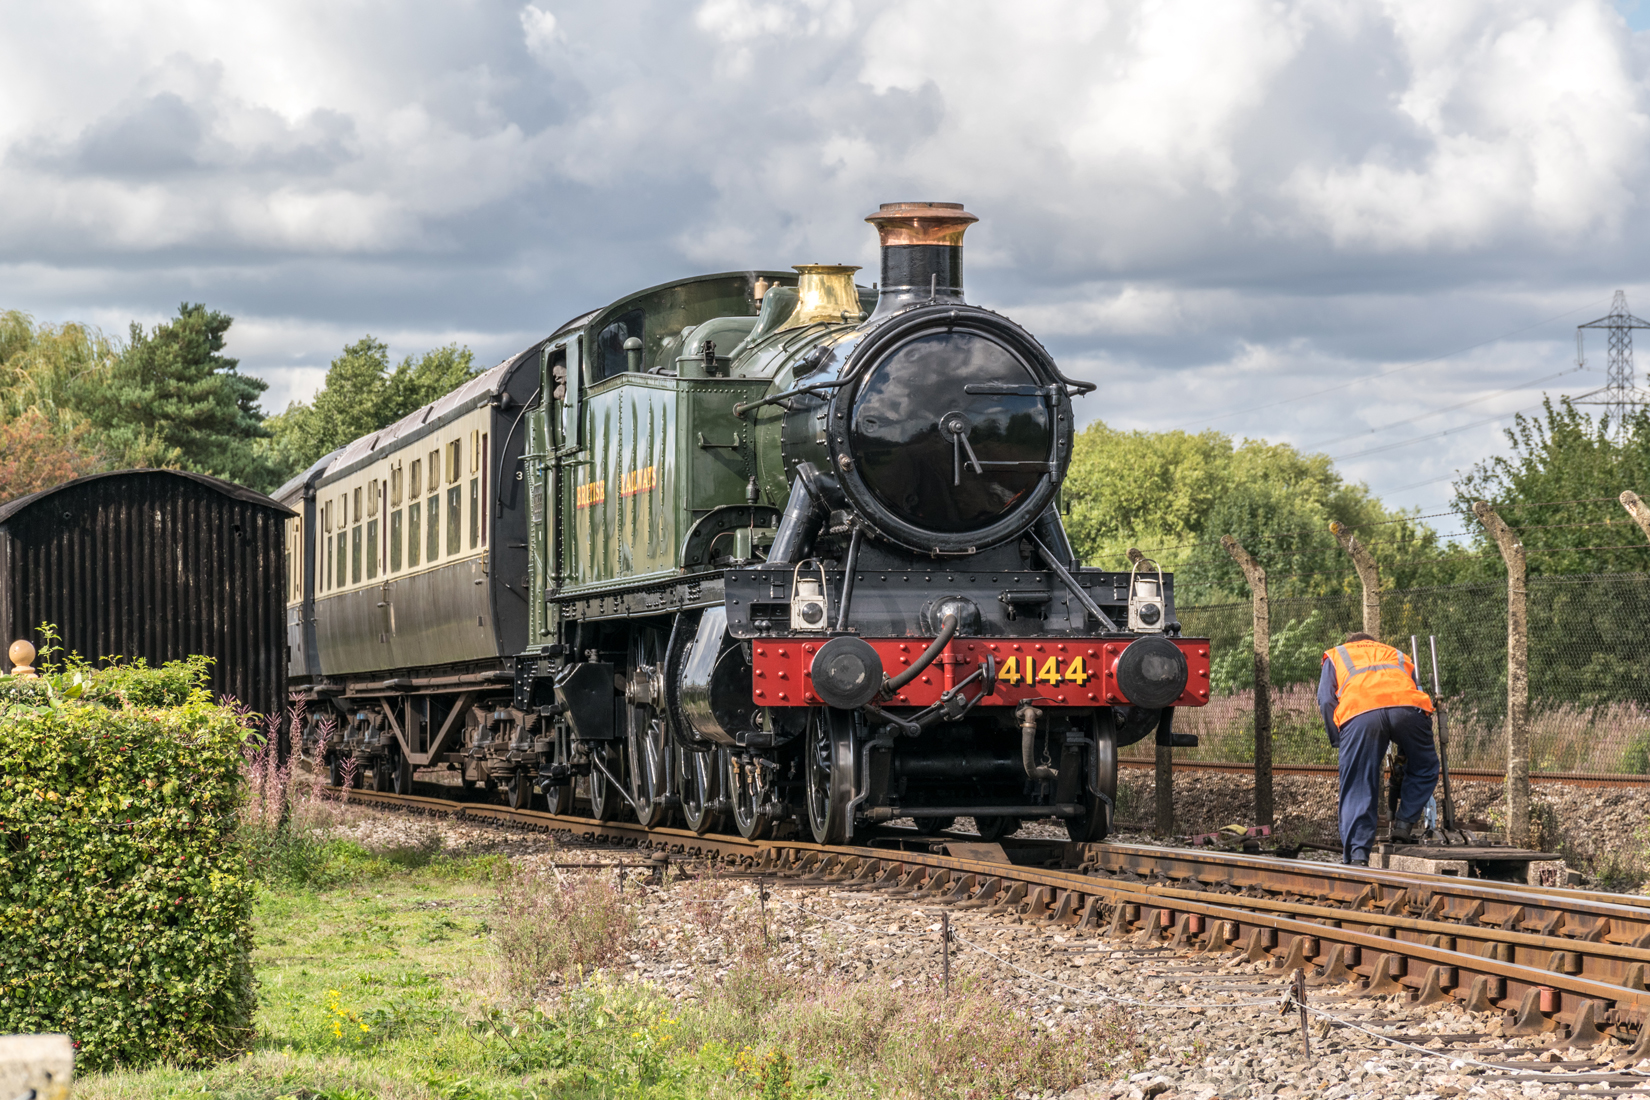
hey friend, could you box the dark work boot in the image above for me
[1347,851,1370,867]
[1389,819,1419,844]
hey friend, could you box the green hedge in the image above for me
[0,655,255,1070]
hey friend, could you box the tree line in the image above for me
[1063,401,1650,601]
[2,302,1646,593]
[0,306,476,499]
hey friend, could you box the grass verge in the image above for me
[79,820,1144,1100]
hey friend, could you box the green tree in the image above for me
[1453,398,1650,575]
[1064,420,1455,604]
[0,311,116,499]
[84,303,275,487]
[263,339,476,483]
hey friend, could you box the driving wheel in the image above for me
[543,728,575,815]
[625,632,671,828]
[587,743,622,821]
[680,746,725,835]
[727,751,772,840]
[1065,715,1117,842]
[804,706,856,846]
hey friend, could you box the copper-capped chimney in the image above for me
[864,201,978,318]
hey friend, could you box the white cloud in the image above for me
[520,5,561,62]
[0,0,1643,510]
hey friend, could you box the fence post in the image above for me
[1221,536,1273,829]
[1622,491,1650,542]
[1472,501,1529,848]
[1329,521,1381,637]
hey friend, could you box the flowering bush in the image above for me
[0,651,255,1070]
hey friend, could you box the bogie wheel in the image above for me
[625,631,671,828]
[727,751,772,840]
[679,746,726,835]
[543,729,575,815]
[390,751,414,795]
[326,754,342,788]
[975,815,1021,841]
[1065,717,1117,843]
[804,707,856,846]
[505,771,536,811]
[588,744,622,822]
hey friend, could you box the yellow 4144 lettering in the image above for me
[999,654,1090,687]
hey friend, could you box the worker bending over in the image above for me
[1318,631,1439,866]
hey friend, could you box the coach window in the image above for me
[352,524,363,584]
[337,526,347,590]
[353,487,362,524]
[410,458,422,498]
[470,431,481,550]
[447,481,462,556]
[391,464,403,507]
[389,505,402,572]
[408,499,421,568]
[427,485,441,562]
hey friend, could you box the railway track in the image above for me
[341,784,1650,1064]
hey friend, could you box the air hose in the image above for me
[883,613,959,695]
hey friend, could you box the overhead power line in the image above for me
[1327,401,1551,462]
[1299,364,1588,451]
[1166,296,1610,432]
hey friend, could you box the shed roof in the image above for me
[0,468,294,526]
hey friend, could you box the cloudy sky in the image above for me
[3,0,1649,518]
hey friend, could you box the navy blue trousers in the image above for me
[1337,706,1439,863]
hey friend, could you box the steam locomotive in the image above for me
[279,202,1212,844]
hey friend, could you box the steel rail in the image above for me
[336,787,1650,1046]
[1117,759,1650,788]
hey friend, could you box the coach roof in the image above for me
[319,340,545,486]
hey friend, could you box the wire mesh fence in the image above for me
[1125,572,1650,776]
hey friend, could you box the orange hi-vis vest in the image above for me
[1323,640,1435,727]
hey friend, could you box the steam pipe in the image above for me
[884,613,959,694]
[833,525,863,632]
[1033,507,1078,569]
[768,462,832,565]
[1019,703,1058,784]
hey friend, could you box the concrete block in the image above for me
[1381,851,1470,876]
[0,1034,73,1100]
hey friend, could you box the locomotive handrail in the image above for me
[1028,534,1121,632]
[731,377,851,418]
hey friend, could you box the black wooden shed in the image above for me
[0,469,292,721]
